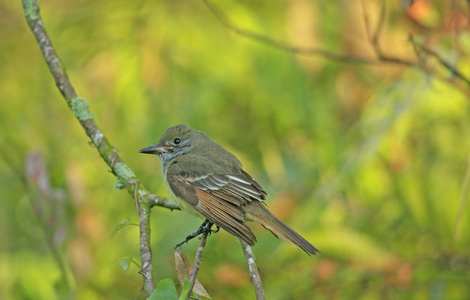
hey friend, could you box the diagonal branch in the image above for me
[20,0,179,212]
[411,36,470,87]
[201,0,470,91]
[186,231,209,300]
[241,241,265,300]
[20,0,179,297]
[200,0,413,66]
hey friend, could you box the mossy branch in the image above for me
[21,0,179,212]
[21,0,179,297]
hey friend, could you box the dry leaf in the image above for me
[175,250,192,284]
[175,250,211,299]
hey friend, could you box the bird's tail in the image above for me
[245,201,320,255]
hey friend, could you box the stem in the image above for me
[186,231,209,300]
[240,240,265,300]
[134,180,154,295]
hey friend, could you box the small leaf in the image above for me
[174,250,211,299]
[149,278,178,300]
[179,280,191,300]
[120,257,131,273]
[192,278,211,299]
[175,250,192,285]
[115,218,130,232]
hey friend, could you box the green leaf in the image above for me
[119,257,131,273]
[115,218,131,232]
[179,280,191,300]
[149,278,178,300]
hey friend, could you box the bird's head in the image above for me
[139,124,205,167]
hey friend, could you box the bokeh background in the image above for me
[1,0,470,299]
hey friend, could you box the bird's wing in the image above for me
[166,164,267,246]
[188,171,267,204]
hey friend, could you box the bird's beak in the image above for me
[139,145,170,155]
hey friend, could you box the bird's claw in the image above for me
[174,219,217,249]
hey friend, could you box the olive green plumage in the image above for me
[140,124,319,255]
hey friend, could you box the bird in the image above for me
[139,124,320,255]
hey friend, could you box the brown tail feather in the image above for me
[245,202,320,255]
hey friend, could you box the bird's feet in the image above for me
[174,219,219,249]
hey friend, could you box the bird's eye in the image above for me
[174,138,181,144]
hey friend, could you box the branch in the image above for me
[240,241,265,300]
[134,180,154,293]
[200,0,413,65]
[186,231,209,300]
[410,36,470,87]
[20,0,179,211]
[362,0,408,65]
[202,0,470,91]
[20,0,179,297]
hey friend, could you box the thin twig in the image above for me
[138,247,155,292]
[201,0,470,91]
[410,36,470,87]
[372,1,386,50]
[363,1,413,66]
[408,33,470,97]
[148,194,180,210]
[186,231,209,300]
[240,240,265,300]
[200,0,413,66]
[362,0,387,58]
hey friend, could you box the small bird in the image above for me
[139,124,319,255]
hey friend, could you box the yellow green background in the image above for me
[1,0,469,299]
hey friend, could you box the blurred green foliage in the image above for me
[1,0,470,299]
